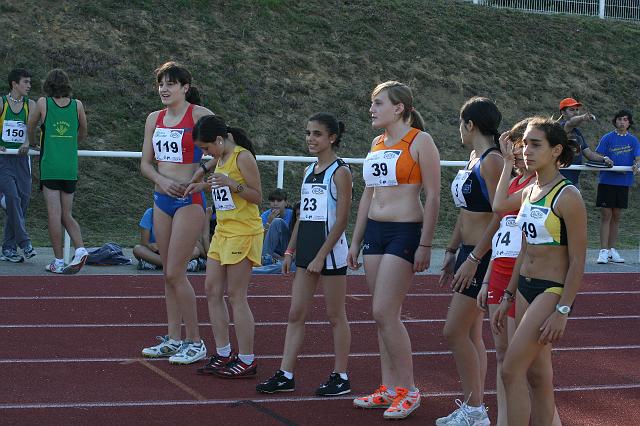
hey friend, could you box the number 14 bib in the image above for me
[152,128,184,162]
[300,183,328,221]
[363,150,401,187]
[491,215,522,259]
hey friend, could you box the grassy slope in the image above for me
[0,0,638,248]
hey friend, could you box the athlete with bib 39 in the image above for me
[349,81,440,420]
[140,62,214,365]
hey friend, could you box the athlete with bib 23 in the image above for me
[349,81,441,420]
[140,62,214,365]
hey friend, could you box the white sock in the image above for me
[238,353,254,364]
[54,258,64,266]
[335,372,348,380]
[281,370,294,379]
[216,343,231,357]
[75,247,87,256]
[467,404,484,412]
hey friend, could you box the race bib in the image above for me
[300,183,328,221]
[2,120,26,144]
[451,170,472,208]
[212,186,236,211]
[363,150,401,187]
[515,203,554,244]
[492,215,522,259]
[152,128,184,162]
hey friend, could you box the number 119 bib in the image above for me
[152,128,184,162]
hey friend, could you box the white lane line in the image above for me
[1,315,638,329]
[2,290,639,300]
[1,383,639,410]
[1,345,639,364]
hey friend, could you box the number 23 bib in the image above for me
[300,183,328,221]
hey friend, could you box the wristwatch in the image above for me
[556,304,571,315]
[235,183,245,193]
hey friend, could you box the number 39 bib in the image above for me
[2,120,27,144]
[491,215,522,259]
[363,150,401,187]
[152,128,184,162]
[300,183,328,221]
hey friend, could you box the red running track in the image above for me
[0,273,639,425]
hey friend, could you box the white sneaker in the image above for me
[608,248,625,263]
[436,399,490,426]
[63,249,89,275]
[142,335,182,358]
[597,249,609,264]
[186,259,199,272]
[45,260,65,274]
[169,340,207,365]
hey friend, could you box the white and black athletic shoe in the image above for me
[316,373,351,396]
[256,370,295,393]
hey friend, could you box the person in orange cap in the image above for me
[558,98,612,187]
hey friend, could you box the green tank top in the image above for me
[40,97,79,180]
[0,95,29,149]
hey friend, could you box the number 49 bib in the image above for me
[152,128,184,162]
[300,183,328,221]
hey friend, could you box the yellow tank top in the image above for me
[214,145,263,237]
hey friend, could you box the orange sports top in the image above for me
[371,127,422,184]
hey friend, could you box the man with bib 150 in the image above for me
[0,68,37,263]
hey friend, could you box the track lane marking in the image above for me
[122,359,206,401]
[2,345,639,364]
[1,383,639,410]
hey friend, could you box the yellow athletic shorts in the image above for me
[208,232,263,266]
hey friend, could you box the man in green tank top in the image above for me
[0,68,37,263]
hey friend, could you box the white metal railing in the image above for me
[469,0,640,21]
[0,149,635,263]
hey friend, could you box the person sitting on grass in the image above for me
[133,206,209,272]
[261,188,294,265]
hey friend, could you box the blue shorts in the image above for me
[362,219,421,264]
[153,191,206,217]
[454,244,491,300]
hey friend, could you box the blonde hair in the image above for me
[371,81,425,131]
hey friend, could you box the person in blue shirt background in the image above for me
[595,110,640,264]
[134,207,210,271]
[260,188,294,265]
[558,97,612,186]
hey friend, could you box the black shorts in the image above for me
[454,244,491,300]
[41,179,77,194]
[362,219,421,264]
[596,183,629,209]
[517,275,564,305]
[295,265,348,276]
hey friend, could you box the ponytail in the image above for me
[186,86,201,106]
[409,109,425,131]
[227,126,256,158]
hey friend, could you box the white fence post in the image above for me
[599,0,605,19]
[63,230,71,264]
[277,159,285,189]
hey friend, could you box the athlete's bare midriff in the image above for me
[368,184,424,223]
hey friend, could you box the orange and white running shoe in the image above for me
[353,385,394,409]
[383,387,421,419]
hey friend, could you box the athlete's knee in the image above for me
[326,307,347,328]
[600,208,612,221]
[500,361,519,387]
[133,245,144,260]
[164,269,187,288]
[226,286,248,307]
[494,341,509,364]
[442,320,465,343]
[287,304,307,324]
[527,363,553,390]
[204,279,224,301]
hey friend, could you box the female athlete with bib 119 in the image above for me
[186,115,264,379]
[437,97,503,426]
[492,118,586,426]
[348,81,440,420]
[140,62,214,365]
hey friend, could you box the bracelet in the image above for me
[445,247,457,254]
[284,249,295,256]
[419,244,432,248]
[200,163,209,174]
[481,282,489,286]
[503,289,516,302]
[467,252,481,264]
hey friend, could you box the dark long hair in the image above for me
[43,69,72,97]
[460,97,502,148]
[193,115,256,157]
[307,112,346,150]
[527,116,577,167]
[154,61,201,105]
